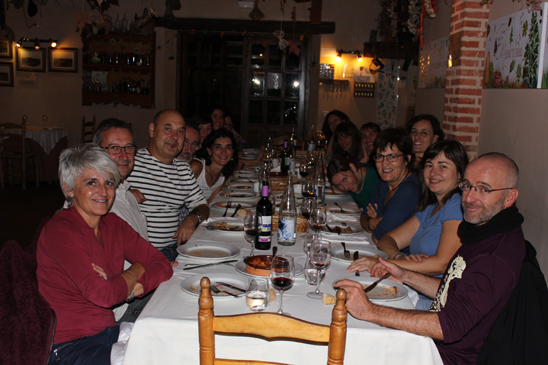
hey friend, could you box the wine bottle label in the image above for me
[284,157,290,166]
[259,216,272,242]
[278,218,296,241]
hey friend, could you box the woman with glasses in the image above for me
[191,128,239,202]
[327,158,379,210]
[349,140,468,309]
[361,128,420,244]
[332,121,364,164]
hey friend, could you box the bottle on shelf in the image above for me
[314,152,326,204]
[256,185,273,250]
[281,140,290,173]
[278,174,297,246]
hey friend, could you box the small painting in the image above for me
[49,48,78,73]
[16,47,46,72]
[0,62,14,86]
[0,40,13,59]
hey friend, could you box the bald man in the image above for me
[127,110,209,261]
[337,152,525,365]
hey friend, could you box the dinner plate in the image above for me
[332,276,408,302]
[180,273,247,298]
[211,201,254,210]
[325,190,347,195]
[234,170,256,175]
[321,222,364,236]
[328,207,362,215]
[225,184,254,190]
[220,191,259,200]
[234,261,305,277]
[241,148,262,154]
[330,245,388,262]
[204,222,244,232]
[177,242,240,260]
[239,154,258,160]
[228,178,256,183]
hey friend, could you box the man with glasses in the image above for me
[337,152,526,365]
[176,123,200,163]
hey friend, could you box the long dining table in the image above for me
[121,172,443,365]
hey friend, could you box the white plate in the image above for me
[234,261,304,277]
[181,273,247,298]
[332,276,408,302]
[211,201,254,210]
[330,245,388,262]
[225,184,254,190]
[234,170,257,175]
[322,222,364,236]
[220,191,259,200]
[328,207,362,215]
[204,222,244,233]
[239,154,258,160]
[228,178,256,183]
[242,148,262,154]
[177,242,240,260]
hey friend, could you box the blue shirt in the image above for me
[365,174,420,241]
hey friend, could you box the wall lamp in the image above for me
[335,49,363,62]
[16,38,58,49]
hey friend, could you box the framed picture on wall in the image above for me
[0,40,12,59]
[49,48,78,72]
[0,62,14,86]
[16,47,46,72]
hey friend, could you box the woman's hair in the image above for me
[372,127,415,169]
[333,121,362,161]
[417,139,469,211]
[326,158,355,192]
[195,113,213,127]
[360,122,381,134]
[322,110,349,142]
[59,144,121,205]
[196,127,239,177]
[405,114,445,141]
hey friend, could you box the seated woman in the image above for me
[223,112,247,149]
[361,128,420,244]
[37,145,172,365]
[196,114,213,143]
[327,158,379,210]
[323,110,349,154]
[359,122,381,166]
[349,139,468,309]
[405,114,444,169]
[332,121,364,164]
[191,128,239,202]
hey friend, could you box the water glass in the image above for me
[304,253,326,285]
[246,278,270,312]
[307,240,331,299]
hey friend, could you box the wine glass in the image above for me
[270,255,295,315]
[310,204,327,239]
[307,239,331,299]
[244,211,262,257]
[302,178,315,199]
[299,163,310,181]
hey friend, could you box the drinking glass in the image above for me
[310,204,327,238]
[302,178,315,199]
[270,255,295,315]
[304,251,326,286]
[244,211,262,257]
[307,239,331,299]
[299,163,311,181]
[246,278,270,312]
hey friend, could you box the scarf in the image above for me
[458,206,524,245]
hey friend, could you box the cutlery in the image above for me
[325,224,334,233]
[231,204,242,217]
[341,222,347,227]
[182,259,238,270]
[205,226,243,231]
[223,201,232,217]
[364,273,391,293]
[341,242,350,259]
[216,281,246,293]
[273,246,278,257]
[210,284,239,297]
[353,251,360,276]
[334,202,346,213]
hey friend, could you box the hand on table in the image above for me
[173,215,198,246]
[346,256,379,274]
[170,261,179,268]
[370,257,406,282]
[334,279,374,321]
[129,189,147,204]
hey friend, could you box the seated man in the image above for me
[176,122,200,164]
[127,110,209,261]
[337,152,525,365]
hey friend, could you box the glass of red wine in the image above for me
[299,163,310,180]
[307,239,331,299]
[244,211,262,257]
[310,203,327,239]
[270,255,295,315]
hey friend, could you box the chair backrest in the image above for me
[81,116,96,143]
[198,277,347,365]
[0,120,27,157]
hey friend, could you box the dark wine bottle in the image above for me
[280,140,290,173]
[255,185,273,250]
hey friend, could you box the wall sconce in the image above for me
[335,49,363,62]
[16,38,58,49]
[370,56,385,74]
[448,54,453,68]
[335,50,342,62]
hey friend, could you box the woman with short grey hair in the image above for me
[37,144,173,365]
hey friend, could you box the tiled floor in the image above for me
[0,184,65,250]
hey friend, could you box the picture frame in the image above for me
[16,47,46,72]
[0,62,14,87]
[0,40,13,59]
[48,48,78,73]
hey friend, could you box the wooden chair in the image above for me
[198,277,347,365]
[81,116,96,143]
[0,119,40,190]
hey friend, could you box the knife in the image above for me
[364,273,391,293]
[341,242,350,259]
[231,204,242,217]
[216,281,246,293]
[353,251,360,276]
[182,259,238,270]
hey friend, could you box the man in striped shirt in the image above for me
[127,110,209,261]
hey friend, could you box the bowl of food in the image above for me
[244,255,273,276]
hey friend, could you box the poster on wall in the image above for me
[376,66,399,129]
[418,36,448,88]
[540,3,548,88]
[483,7,543,88]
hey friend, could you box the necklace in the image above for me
[388,170,410,193]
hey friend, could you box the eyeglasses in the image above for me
[458,181,513,196]
[374,153,404,162]
[101,145,136,155]
[184,139,200,150]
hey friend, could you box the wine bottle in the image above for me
[255,185,273,250]
[314,152,326,204]
[278,174,297,246]
[281,140,290,173]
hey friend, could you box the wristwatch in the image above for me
[190,210,203,225]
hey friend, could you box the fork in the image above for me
[334,202,346,213]
[223,201,232,217]
[210,284,238,297]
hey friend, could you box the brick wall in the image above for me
[443,0,490,159]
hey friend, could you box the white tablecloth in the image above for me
[3,126,68,154]
[122,189,443,365]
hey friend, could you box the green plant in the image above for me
[510,27,514,43]
[524,12,540,88]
